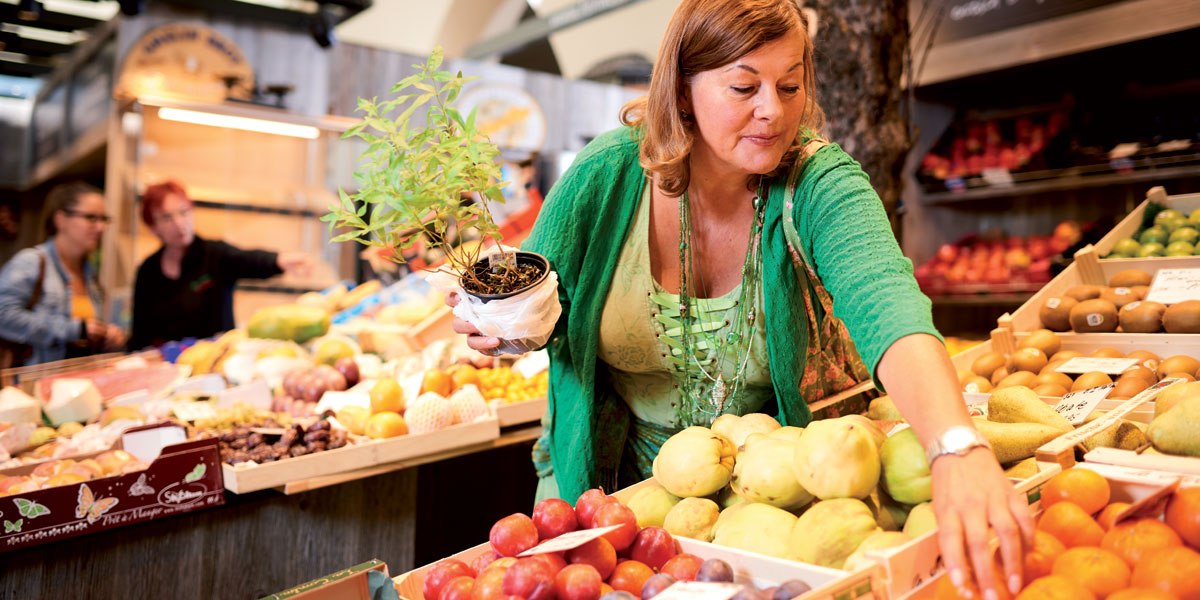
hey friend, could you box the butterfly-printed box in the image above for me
[0,424,224,552]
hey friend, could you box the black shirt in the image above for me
[129,236,281,349]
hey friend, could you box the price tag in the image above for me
[652,582,743,600]
[172,400,219,422]
[217,379,272,410]
[1053,383,1114,425]
[962,392,990,418]
[517,525,621,556]
[1055,357,1137,375]
[981,168,1014,186]
[1146,269,1200,305]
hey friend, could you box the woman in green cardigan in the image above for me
[449,0,1032,595]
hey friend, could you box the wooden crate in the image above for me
[494,396,547,428]
[1092,187,1200,257]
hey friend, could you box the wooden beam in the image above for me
[0,4,104,32]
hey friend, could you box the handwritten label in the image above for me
[653,582,744,600]
[1053,383,1114,425]
[517,525,621,556]
[1055,357,1137,375]
[217,379,272,410]
[171,401,218,422]
[1038,379,1183,461]
[1146,269,1200,305]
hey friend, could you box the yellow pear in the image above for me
[626,481,682,528]
[788,498,880,569]
[792,416,880,500]
[731,434,813,509]
[711,413,781,448]
[663,497,721,541]
[710,502,797,560]
[652,426,737,497]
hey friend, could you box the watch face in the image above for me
[943,427,977,452]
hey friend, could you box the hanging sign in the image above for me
[115,23,255,102]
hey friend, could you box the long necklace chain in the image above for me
[676,177,766,420]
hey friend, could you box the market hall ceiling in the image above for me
[0,0,372,78]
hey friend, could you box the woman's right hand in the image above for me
[84,319,107,345]
[446,292,501,353]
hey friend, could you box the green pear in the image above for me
[880,428,932,505]
[731,434,813,509]
[626,481,682,528]
[1147,396,1200,457]
[902,503,937,538]
[868,395,904,421]
[653,426,737,497]
[711,502,797,560]
[1154,381,1200,418]
[842,531,912,572]
[793,416,880,500]
[788,498,880,569]
[715,485,745,510]
[987,386,1071,432]
[870,488,909,531]
[711,413,781,448]
[663,497,721,541]
[972,418,1066,463]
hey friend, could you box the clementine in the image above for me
[934,554,1011,600]
[365,411,408,439]
[1052,547,1130,598]
[1107,589,1177,600]
[422,369,454,397]
[447,364,481,392]
[1014,575,1096,600]
[608,560,654,596]
[1097,502,1132,531]
[1130,546,1200,600]
[1165,487,1200,548]
[1026,530,1068,584]
[1101,518,1182,568]
[370,378,406,414]
[1042,469,1112,515]
[1039,501,1106,548]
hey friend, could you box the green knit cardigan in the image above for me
[521,127,939,503]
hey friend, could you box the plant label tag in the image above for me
[1146,268,1200,304]
[1055,357,1137,375]
[1053,383,1114,425]
[517,525,621,556]
[653,582,743,600]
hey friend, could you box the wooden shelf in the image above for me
[919,163,1200,205]
[929,293,1034,307]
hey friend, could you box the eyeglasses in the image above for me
[64,210,112,224]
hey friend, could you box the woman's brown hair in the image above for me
[620,0,825,197]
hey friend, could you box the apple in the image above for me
[472,568,508,600]
[574,489,616,529]
[440,576,476,600]
[470,549,502,575]
[628,527,677,571]
[425,559,476,600]
[641,573,677,600]
[659,554,704,582]
[554,563,603,600]
[532,498,578,540]
[490,514,539,557]
[502,557,556,600]
[592,503,638,551]
[530,552,567,576]
[935,244,958,263]
[566,537,617,579]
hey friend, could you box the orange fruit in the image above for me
[1107,589,1177,600]
[1039,502,1106,548]
[1097,502,1132,531]
[364,411,408,439]
[1130,546,1200,600]
[369,379,406,414]
[335,405,370,436]
[1165,487,1200,548]
[447,364,481,392]
[422,369,453,397]
[1101,518,1182,568]
[1042,469,1112,515]
[608,560,654,595]
[1015,575,1096,600]
[1026,530,1068,584]
[1052,547,1130,598]
[934,553,1011,600]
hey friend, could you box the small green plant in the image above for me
[323,47,537,294]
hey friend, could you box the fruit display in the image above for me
[913,223,1079,295]
[191,409,349,465]
[0,450,147,496]
[1104,206,1200,258]
[0,407,149,469]
[246,304,332,344]
[918,109,1070,189]
[1033,268,1200,333]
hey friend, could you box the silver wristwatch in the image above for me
[925,425,992,465]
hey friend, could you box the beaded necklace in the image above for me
[676,177,767,418]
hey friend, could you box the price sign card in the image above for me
[962,392,990,418]
[653,582,743,600]
[1146,268,1200,305]
[1055,357,1137,375]
[518,525,621,556]
[1053,383,1114,425]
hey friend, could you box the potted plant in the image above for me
[323,47,556,352]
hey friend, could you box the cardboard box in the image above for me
[262,559,395,600]
[0,423,224,552]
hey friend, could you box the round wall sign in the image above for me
[116,23,255,102]
[456,84,547,156]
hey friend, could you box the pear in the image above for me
[880,428,932,505]
[713,501,749,537]
[1147,396,1200,457]
[663,497,721,541]
[792,416,880,500]
[788,498,880,569]
[868,395,904,421]
[731,434,813,509]
[711,413,780,448]
[902,503,938,538]
[842,415,886,449]
[870,488,908,531]
[626,481,682,528]
[1003,457,1040,480]
[972,418,1067,463]
[1154,381,1200,418]
[715,485,745,510]
[842,531,912,572]
[987,386,1071,432]
[710,502,797,560]
[653,426,737,497]
[1082,420,1148,453]
[766,426,806,445]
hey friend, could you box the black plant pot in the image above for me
[461,250,551,355]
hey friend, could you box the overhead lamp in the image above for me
[309,4,336,49]
[157,107,321,139]
[17,0,42,21]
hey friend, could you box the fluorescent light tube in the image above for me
[157,107,321,139]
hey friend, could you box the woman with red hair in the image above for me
[129,181,312,349]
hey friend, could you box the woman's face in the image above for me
[684,32,808,179]
[149,193,195,250]
[54,192,108,253]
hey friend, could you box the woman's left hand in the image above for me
[277,252,314,276]
[932,446,1035,599]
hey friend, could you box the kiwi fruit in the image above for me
[1089,347,1125,358]
[1107,269,1153,288]
[1158,355,1200,379]
[1119,365,1157,385]
[1119,300,1167,333]
[1100,286,1142,309]
[1163,300,1200,333]
[1009,347,1048,373]
[957,368,976,386]
[1064,284,1104,302]
[996,371,1038,389]
[1038,296,1078,332]
[962,376,993,394]
[1040,361,1067,375]
[970,352,1007,378]
[1034,371,1075,389]
[1072,371,1113,392]
[1018,329,1061,358]
[1032,383,1069,397]
[990,366,1011,387]
[1131,285,1150,299]
[1049,350,1084,363]
[1113,376,1150,398]
[1069,299,1119,333]
[1165,372,1197,382]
